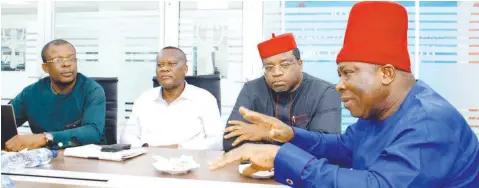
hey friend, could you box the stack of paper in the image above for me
[64,144,147,161]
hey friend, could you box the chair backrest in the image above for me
[91,77,118,145]
[152,74,221,113]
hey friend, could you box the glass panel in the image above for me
[54,1,163,124]
[178,1,243,79]
[178,1,244,119]
[418,1,479,136]
[1,2,40,98]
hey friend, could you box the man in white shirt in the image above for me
[120,46,224,150]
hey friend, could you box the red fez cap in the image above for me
[257,33,297,59]
[336,1,411,72]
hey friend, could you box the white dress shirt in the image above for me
[120,83,224,150]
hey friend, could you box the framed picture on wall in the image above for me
[1,28,27,72]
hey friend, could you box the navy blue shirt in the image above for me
[11,73,106,148]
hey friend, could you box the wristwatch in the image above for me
[43,132,54,145]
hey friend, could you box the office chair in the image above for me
[152,74,221,113]
[91,77,118,145]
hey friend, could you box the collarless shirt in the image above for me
[273,80,479,187]
[10,73,106,148]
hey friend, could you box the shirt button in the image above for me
[286,179,294,185]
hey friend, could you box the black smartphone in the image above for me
[101,144,131,152]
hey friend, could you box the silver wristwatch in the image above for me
[44,132,54,145]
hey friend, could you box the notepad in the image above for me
[64,144,147,161]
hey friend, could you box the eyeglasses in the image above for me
[263,60,296,74]
[157,62,179,69]
[45,57,77,64]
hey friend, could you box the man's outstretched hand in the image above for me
[209,143,280,177]
[225,106,295,145]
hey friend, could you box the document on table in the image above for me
[64,144,147,161]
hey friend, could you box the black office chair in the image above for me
[152,74,221,113]
[91,77,118,145]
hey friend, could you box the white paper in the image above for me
[63,144,147,161]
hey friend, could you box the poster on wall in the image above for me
[1,28,27,72]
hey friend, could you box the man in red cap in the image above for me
[222,32,342,152]
[210,1,479,187]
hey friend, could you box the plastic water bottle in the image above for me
[1,175,14,188]
[1,148,58,173]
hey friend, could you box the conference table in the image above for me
[4,148,286,188]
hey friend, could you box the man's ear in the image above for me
[42,63,49,73]
[297,59,303,68]
[379,64,395,85]
[183,63,188,75]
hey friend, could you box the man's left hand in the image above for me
[5,134,47,152]
[209,143,280,177]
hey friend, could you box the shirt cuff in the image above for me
[290,127,311,146]
[50,131,74,149]
[274,142,315,187]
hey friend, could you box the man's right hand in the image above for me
[5,134,47,152]
[209,143,280,176]
[230,106,295,144]
[224,120,271,146]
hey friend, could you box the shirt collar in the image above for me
[156,81,192,102]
